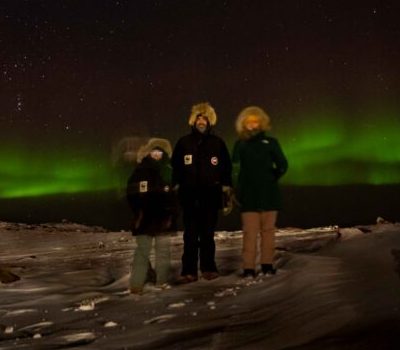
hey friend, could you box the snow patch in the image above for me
[19,321,53,331]
[144,314,176,325]
[168,302,186,309]
[104,321,118,328]
[4,309,37,317]
[59,332,96,343]
[4,326,13,334]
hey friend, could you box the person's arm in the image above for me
[231,140,240,164]
[220,139,233,188]
[126,180,141,212]
[231,140,241,188]
[126,176,144,229]
[270,138,288,180]
[171,139,182,188]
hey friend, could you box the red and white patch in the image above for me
[211,156,218,166]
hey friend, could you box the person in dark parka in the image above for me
[171,102,233,283]
[126,138,176,293]
[232,106,288,277]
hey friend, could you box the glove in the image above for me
[222,186,231,194]
[222,186,233,216]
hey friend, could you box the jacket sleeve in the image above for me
[231,140,241,187]
[219,139,233,187]
[126,174,141,212]
[232,140,240,163]
[171,139,183,187]
[271,138,288,180]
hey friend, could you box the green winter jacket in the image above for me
[232,132,288,212]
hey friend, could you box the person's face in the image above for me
[244,115,261,131]
[195,115,209,133]
[150,149,163,161]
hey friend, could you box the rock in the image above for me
[4,326,14,334]
[77,302,95,311]
[0,267,20,284]
[339,228,364,240]
[376,216,390,224]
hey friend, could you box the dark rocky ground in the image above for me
[1,221,399,350]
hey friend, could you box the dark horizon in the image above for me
[1,184,399,230]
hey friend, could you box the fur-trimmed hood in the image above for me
[188,102,217,126]
[136,138,172,163]
[236,106,271,139]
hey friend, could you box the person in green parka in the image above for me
[232,106,288,277]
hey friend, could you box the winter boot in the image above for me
[130,285,143,294]
[177,275,198,284]
[243,269,256,278]
[202,271,220,281]
[261,264,276,275]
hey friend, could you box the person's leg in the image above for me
[154,235,171,284]
[199,208,219,274]
[260,211,278,273]
[181,207,199,276]
[130,235,152,291]
[242,212,261,271]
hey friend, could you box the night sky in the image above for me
[1,0,400,199]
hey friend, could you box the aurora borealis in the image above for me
[1,0,400,201]
[280,108,400,186]
[2,107,400,198]
[0,146,116,198]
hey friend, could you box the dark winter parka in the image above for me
[126,154,176,235]
[232,131,288,212]
[171,129,233,209]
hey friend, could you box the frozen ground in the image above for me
[1,221,400,350]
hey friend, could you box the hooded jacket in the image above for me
[126,138,177,235]
[171,103,232,209]
[232,107,288,211]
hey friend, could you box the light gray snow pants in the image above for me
[130,235,171,288]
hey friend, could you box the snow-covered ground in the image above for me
[1,221,399,350]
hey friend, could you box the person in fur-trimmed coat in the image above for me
[171,102,233,283]
[126,138,177,293]
[232,106,288,278]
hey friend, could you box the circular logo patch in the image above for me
[211,156,218,166]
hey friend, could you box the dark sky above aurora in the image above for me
[1,0,400,199]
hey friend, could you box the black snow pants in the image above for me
[181,206,218,276]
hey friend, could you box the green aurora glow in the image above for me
[1,110,400,198]
[0,148,117,199]
[279,109,400,185]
